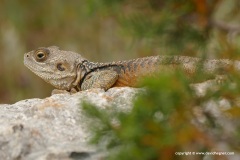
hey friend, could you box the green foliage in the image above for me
[83,69,240,159]
[119,1,208,52]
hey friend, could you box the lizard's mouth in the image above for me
[24,53,42,74]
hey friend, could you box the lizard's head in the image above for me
[24,46,86,90]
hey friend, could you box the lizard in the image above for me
[24,46,240,93]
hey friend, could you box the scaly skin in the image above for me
[24,46,240,92]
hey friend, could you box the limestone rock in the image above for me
[0,84,239,160]
[0,87,139,160]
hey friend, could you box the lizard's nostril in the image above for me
[26,54,29,58]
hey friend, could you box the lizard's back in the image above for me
[112,55,200,87]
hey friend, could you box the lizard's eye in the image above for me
[57,63,65,71]
[34,49,49,62]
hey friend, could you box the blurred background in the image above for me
[0,0,240,104]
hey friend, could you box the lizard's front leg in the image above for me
[81,70,119,91]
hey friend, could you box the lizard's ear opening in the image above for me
[57,63,66,71]
[34,48,49,62]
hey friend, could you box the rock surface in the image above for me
[0,87,139,160]
[1,84,239,160]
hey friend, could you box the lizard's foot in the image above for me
[85,88,105,93]
[51,89,70,95]
[51,88,78,95]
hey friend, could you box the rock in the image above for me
[1,85,239,160]
[0,87,139,160]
